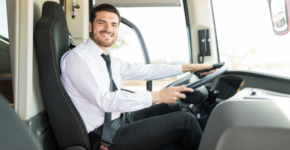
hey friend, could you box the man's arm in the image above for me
[182,64,213,74]
[115,57,213,81]
[61,51,152,112]
[151,64,213,103]
[151,85,194,103]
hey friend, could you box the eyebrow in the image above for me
[96,19,106,23]
[96,19,118,25]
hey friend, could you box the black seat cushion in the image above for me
[0,94,41,150]
[35,2,90,149]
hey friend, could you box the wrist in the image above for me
[151,91,161,103]
[182,64,194,73]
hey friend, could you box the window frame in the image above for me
[210,0,221,63]
[182,0,194,63]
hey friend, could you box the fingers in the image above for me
[200,69,216,76]
[191,64,213,72]
[175,85,194,92]
[204,63,213,69]
[178,93,186,99]
[197,63,213,70]
[171,92,186,101]
[160,86,194,104]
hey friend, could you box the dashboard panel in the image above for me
[199,87,290,150]
[206,70,290,98]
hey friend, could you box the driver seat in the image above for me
[35,2,90,150]
[34,2,182,150]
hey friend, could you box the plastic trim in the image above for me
[182,0,193,63]
[210,0,220,63]
[223,70,290,82]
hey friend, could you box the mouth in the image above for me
[100,32,113,39]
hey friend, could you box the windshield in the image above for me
[212,0,290,78]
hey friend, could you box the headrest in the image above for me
[35,1,90,149]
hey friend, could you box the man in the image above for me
[60,4,212,150]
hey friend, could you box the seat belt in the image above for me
[100,54,132,150]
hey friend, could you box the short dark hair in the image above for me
[90,4,121,23]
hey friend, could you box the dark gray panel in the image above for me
[0,94,42,150]
[208,70,290,95]
[26,111,60,150]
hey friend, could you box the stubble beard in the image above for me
[91,28,117,48]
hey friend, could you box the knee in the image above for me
[177,112,199,126]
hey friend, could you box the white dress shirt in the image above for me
[60,39,182,133]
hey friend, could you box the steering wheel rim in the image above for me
[185,63,229,89]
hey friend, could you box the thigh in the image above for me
[130,103,181,122]
[110,111,198,150]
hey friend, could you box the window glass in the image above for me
[110,23,147,92]
[0,0,13,105]
[0,0,8,41]
[110,23,144,64]
[212,0,290,77]
[116,2,190,91]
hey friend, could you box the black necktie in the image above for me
[100,54,133,144]
[101,54,118,92]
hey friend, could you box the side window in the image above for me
[0,0,10,73]
[116,3,191,91]
[110,23,147,92]
[212,0,290,78]
[0,0,13,104]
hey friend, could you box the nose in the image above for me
[103,23,113,33]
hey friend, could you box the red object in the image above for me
[100,145,108,150]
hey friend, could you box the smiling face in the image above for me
[89,11,119,51]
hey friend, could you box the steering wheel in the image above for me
[163,62,228,104]
[184,62,229,89]
[165,62,228,89]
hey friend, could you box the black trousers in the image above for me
[89,103,202,150]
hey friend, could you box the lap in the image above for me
[130,103,182,122]
[111,111,199,150]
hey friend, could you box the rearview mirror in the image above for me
[268,0,290,35]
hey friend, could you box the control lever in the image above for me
[205,89,219,106]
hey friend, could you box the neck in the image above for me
[90,37,109,53]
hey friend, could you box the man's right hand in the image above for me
[151,85,194,104]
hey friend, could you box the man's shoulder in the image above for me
[64,42,90,59]
[71,42,88,54]
[61,43,88,63]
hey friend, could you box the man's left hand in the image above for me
[182,64,213,75]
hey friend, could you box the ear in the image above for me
[89,22,92,33]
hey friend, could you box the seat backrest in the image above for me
[0,94,42,150]
[34,2,90,149]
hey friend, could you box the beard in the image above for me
[91,29,117,47]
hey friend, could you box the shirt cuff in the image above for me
[136,91,152,109]
[172,65,183,76]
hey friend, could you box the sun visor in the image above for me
[94,0,181,7]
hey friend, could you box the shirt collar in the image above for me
[87,38,111,56]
